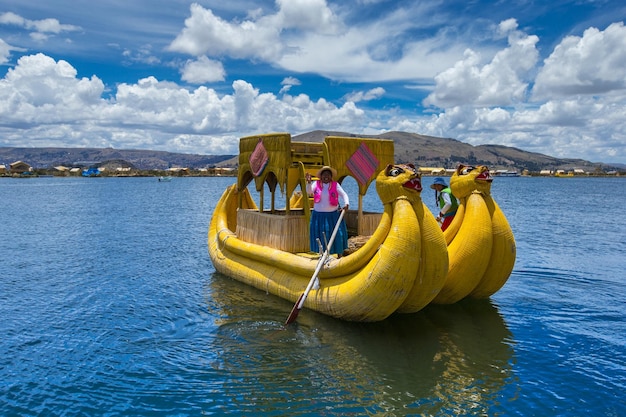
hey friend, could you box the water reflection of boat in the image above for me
[206,272,513,415]
[324,300,513,414]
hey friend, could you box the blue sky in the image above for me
[1,0,625,164]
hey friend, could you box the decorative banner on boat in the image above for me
[346,142,379,185]
[249,138,269,177]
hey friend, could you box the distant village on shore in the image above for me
[0,160,238,178]
[1,158,622,178]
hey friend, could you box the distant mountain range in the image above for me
[293,131,622,172]
[1,130,622,172]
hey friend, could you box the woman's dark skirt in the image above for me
[309,210,348,255]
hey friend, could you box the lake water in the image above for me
[1,175,624,416]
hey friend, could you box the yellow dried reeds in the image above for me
[325,136,394,195]
[344,211,383,236]
[238,133,292,194]
[236,209,310,253]
[236,133,395,241]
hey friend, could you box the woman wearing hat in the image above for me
[305,166,350,255]
[430,177,459,231]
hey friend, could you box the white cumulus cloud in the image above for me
[532,22,626,100]
[423,19,539,108]
[345,87,385,103]
[279,76,301,94]
[180,55,226,83]
[0,11,80,34]
[167,3,284,61]
[0,53,368,154]
[0,53,104,123]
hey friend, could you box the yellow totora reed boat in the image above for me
[208,133,515,322]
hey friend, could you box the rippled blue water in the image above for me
[1,176,624,416]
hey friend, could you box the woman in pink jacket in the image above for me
[305,166,350,255]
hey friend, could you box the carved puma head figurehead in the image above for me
[376,163,422,204]
[450,164,493,199]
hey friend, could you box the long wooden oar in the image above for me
[285,209,346,325]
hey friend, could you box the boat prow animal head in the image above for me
[450,164,493,198]
[376,163,422,204]
[401,164,422,192]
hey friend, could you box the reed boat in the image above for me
[208,133,515,322]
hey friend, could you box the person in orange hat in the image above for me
[305,166,349,255]
[430,177,459,231]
